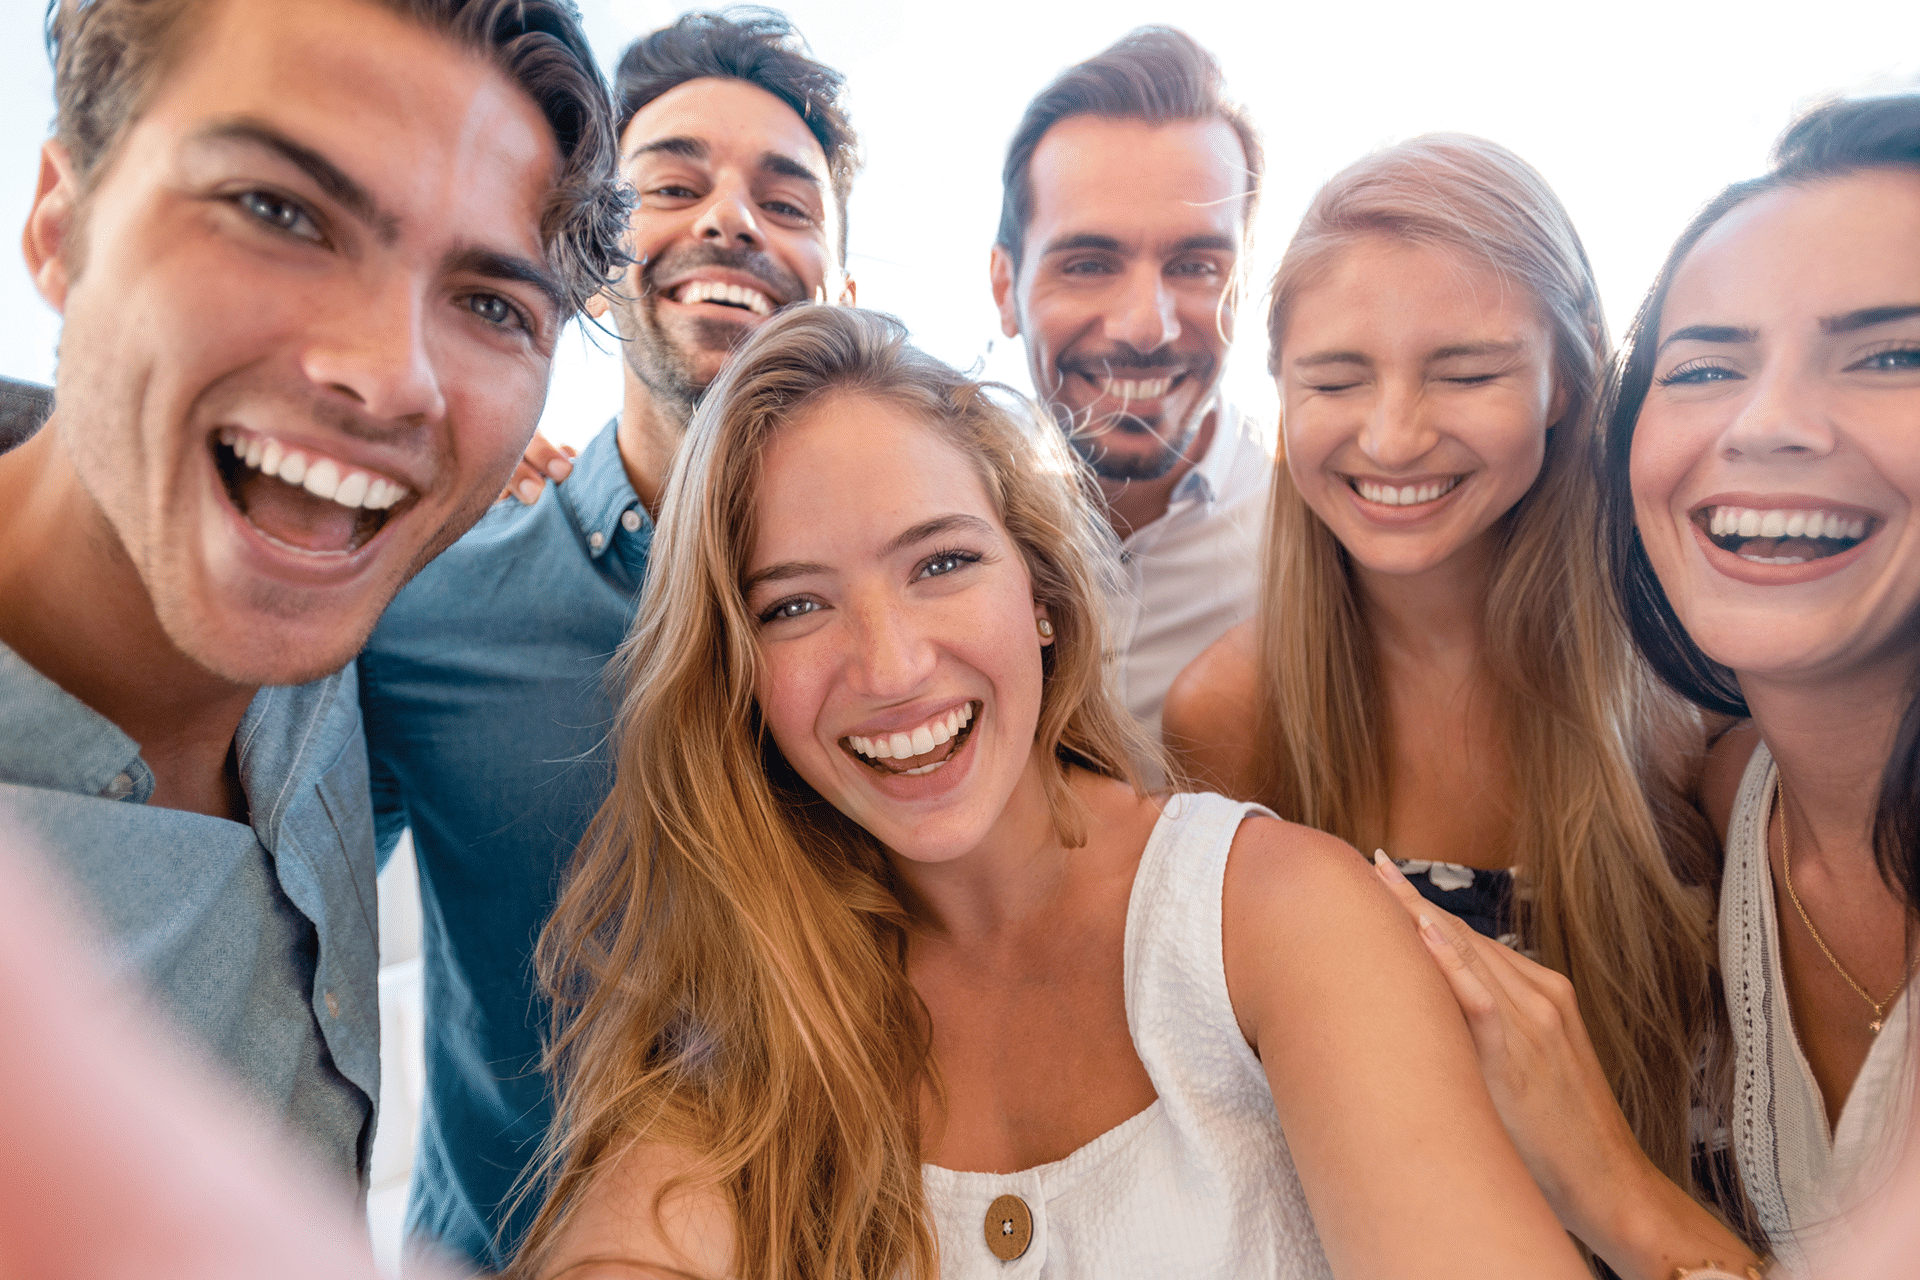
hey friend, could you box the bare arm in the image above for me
[524,1141,736,1280]
[1222,817,1588,1279]
[1163,621,1265,798]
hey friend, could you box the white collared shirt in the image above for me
[1108,401,1274,746]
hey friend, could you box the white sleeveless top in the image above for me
[1721,742,1914,1270]
[921,792,1333,1279]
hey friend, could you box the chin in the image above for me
[163,594,379,688]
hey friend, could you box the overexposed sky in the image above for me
[2,0,1917,448]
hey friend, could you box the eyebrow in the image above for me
[1657,324,1758,354]
[1292,350,1371,370]
[742,514,996,594]
[1038,232,1237,258]
[1429,340,1522,361]
[760,152,822,188]
[442,245,568,317]
[197,118,398,243]
[628,135,706,164]
[1822,304,1920,334]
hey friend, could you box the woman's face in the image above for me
[745,391,1051,864]
[1278,236,1562,581]
[1630,169,1920,686]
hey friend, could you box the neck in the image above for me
[1098,406,1218,541]
[0,422,254,819]
[1745,656,1918,875]
[1352,531,1499,672]
[614,364,692,518]
[887,748,1070,944]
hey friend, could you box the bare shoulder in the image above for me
[1699,719,1762,842]
[526,1139,735,1280]
[1164,620,1262,796]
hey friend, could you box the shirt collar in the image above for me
[0,642,153,803]
[1169,399,1246,509]
[554,418,652,562]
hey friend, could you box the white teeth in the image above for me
[1353,476,1462,507]
[217,427,411,513]
[676,279,775,316]
[888,732,913,758]
[910,725,935,755]
[1101,376,1174,400]
[1706,506,1870,545]
[848,704,976,763]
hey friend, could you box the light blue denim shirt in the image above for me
[0,643,381,1184]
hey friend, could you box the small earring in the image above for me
[1037,617,1054,639]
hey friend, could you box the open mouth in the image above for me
[1080,370,1186,403]
[211,425,413,557]
[667,279,775,316]
[1349,474,1464,507]
[842,702,978,777]
[1696,504,1873,565]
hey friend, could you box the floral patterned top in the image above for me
[1389,858,1515,944]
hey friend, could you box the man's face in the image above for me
[607,77,840,414]
[30,0,565,686]
[992,115,1248,482]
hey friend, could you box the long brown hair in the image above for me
[514,305,1154,1280]
[1258,135,1721,1187]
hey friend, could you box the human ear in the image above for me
[23,140,79,313]
[989,245,1020,340]
[837,276,857,306]
[584,288,611,320]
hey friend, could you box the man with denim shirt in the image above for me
[358,12,858,1269]
[0,0,623,1188]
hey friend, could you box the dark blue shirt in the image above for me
[358,420,650,1271]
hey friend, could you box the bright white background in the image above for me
[4,0,1919,442]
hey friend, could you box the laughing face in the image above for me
[30,0,563,686]
[1277,236,1560,581]
[608,77,840,414]
[1630,169,1920,685]
[992,115,1246,483]
[744,392,1052,864]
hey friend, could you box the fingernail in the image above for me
[1417,915,1447,946]
[516,478,541,504]
[1373,850,1407,884]
[546,458,573,481]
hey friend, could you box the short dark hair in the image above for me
[995,26,1261,271]
[613,9,859,265]
[1600,92,1920,904]
[44,0,628,317]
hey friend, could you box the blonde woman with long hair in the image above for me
[1163,136,1740,1275]
[510,305,1587,1280]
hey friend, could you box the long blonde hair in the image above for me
[1258,135,1721,1187]
[514,306,1155,1280]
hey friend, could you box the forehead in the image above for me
[1025,114,1249,247]
[621,76,830,180]
[125,0,556,246]
[1666,169,1920,328]
[1288,236,1543,346]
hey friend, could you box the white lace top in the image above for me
[1722,741,1914,1270]
[921,792,1333,1279]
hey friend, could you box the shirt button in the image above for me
[101,771,133,800]
[621,509,642,533]
[984,1193,1032,1260]
[324,990,340,1018]
[587,531,605,550]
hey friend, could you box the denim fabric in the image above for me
[0,644,381,1184]
[358,419,650,1272]
[0,375,51,452]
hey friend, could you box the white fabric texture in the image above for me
[922,792,1332,1279]
[1107,402,1273,746]
[1721,740,1914,1271]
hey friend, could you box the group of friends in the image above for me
[1,1,1917,1277]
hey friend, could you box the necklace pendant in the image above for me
[1870,1017,1884,1034]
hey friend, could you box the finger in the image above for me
[523,432,574,482]
[1371,849,1438,919]
[1415,912,1507,1051]
[502,459,546,505]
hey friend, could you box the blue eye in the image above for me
[758,597,820,624]
[918,549,981,580]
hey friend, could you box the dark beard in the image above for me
[1064,410,1203,483]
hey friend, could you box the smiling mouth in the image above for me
[667,279,776,316]
[1349,474,1464,507]
[211,426,414,556]
[1696,504,1874,565]
[843,702,978,777]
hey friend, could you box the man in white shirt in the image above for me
[989,26,1273,740]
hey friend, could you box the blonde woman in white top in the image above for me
[1382,95,1920,1276]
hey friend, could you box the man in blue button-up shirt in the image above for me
[359,13,860,1269]
[0,0,623,1191]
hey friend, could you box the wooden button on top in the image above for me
[984,1193,1032,1261]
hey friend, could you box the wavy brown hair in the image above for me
[1257,135,1722,1190]
[513,305,1155,1280]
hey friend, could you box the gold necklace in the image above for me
[1776,777,1918,1034]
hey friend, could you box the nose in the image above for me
[845,592,936,701]
[1716,358,1835,465]
[692,179,764,251]
[1102,265,1179,354]
[1357,377,1437,470]
[298,277,446,425]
